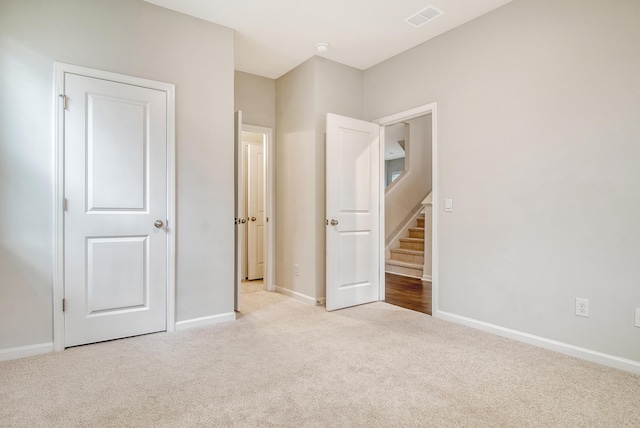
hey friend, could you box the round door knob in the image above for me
[251,216,257,222]
[240,218,246,224]
[154,220,164,228]
[330,219,339,226]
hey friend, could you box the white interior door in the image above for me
[247,143,265,280]
[64,73,168,347]
[326,113,381,311]
[234,111,244,311]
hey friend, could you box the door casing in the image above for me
[53,62,176,352]
[374,103,438,314]
[234,119,275,312]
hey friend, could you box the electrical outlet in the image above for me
[635,308,640,328]
[294,264,300,277]
[575,298,589,318]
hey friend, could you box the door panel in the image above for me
[326,113,380,311]
[247,143,265,280]
[87,95,147,210]
[64,74,167,347]
[86,236,147,313]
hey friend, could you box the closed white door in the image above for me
[326,113,381,311]
[247,143,265,280]
[64,73,168,347]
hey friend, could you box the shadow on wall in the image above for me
[0,40,55,349]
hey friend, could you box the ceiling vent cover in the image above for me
[405,5,444,28]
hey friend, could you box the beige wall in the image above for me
[234,71,276,129]
[364,0,640,362]
[275,57,363,301]
[313,58,364,298]
[275,58,317,299]
[0,0,234,350]
[384,114,432,242]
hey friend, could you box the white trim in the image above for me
[378,126,386,302]
[0,343,54,362]
[242,124,276,293]
[375,103,438,314]
[53,62,176,350]
[275,285,317,306]
[435,310,640,375]
[374,104,436,126]
[421,274,432,282]
[174,313,236,331]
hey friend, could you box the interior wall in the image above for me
[275,58,317,299]
[364,0,640,362]
[234,71,276,129]
[384,114,432,242]
[0,0,235,350]
[313,57,364,299]
[275,57,363,301]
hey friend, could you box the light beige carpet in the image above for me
[1,288,639,427]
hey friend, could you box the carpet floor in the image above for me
[1,286,639,427]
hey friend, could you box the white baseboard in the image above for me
[435,310,640,375]
[175,312,236,331]
[275,286,317,306]
[385,270,421,279]
[421,274,432,282]
[0,342,54,362]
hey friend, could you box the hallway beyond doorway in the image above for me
[384,273,432,315]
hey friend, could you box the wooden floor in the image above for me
[384,273,432,315]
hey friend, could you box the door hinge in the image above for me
[62,298,66,312]
[62,198,67,211]
[59,94,68,110]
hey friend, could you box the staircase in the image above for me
[385,214,424,278]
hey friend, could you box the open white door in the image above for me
[247,143,265,280]
[234,111,244,311]
[326,113,381,311]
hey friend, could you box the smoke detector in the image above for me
[405,5,444,28]
[316,43,329,53]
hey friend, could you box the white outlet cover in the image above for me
[575,298,589,318]
[635,308,640,327]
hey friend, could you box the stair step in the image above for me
[399,237,424,251]
[385,259,423,278]
[416,216,425,228]
[408,227,424,239]
[389,248,424,264]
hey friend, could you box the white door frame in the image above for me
[374,102,438,314]
[240,124,275,292]
[52,62,176,352]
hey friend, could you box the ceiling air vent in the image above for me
[405,5,444,28]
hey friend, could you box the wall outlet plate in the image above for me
[576,298,589,317]
[635,308,640,328]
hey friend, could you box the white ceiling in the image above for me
[144,0,513,79]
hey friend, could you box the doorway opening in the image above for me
[375,103,438,316]
[234,116,274,312]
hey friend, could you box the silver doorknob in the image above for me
[240,218,246,224]
[154,220,164,228]
[330,219,339,226]
[251,216,257,222]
